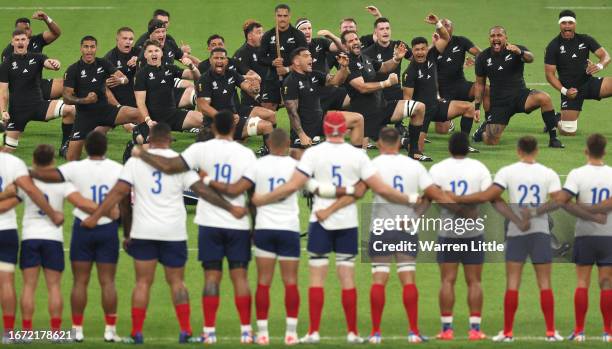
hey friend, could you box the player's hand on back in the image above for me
[315,208,332,222]
[81,215,98,229]
[230,206,248,219]
[51,211,64,227]
[109,205,121,220]
[518,208,532,232]
[131,145,143,158]
[122,238,131,252]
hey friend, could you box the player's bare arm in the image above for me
[66,192,100,215]
[544,64,574,97]
[318,30,342,53]
[563,201,607,224]
[134,148,189,174]
[196,97,218,118]
[426,13,450,53]
[491,198,531,231]
[208,177,253,198]
[81,180,130,228]
[33,11,61,44]
[43,59,61,71]
[0,183,17,200]
[285,99,310,146]
[0,197,20,214]
[350,74,398,94]
[364,173,413,205]
[507,44,534,63]
[586,47,611,75]
[190,181,247,218]
[62,86,97,105]
[449,184,504,204]
[15,175,63,226]
[180,58,200,81]
[326,53,349,86]
[251,170,309,206]
[378,42,407,73]
[0,82,8,124]
[315,195,356,222]
[28,168,64,183]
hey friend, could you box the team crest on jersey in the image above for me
[315,44,321,52]
[228,76,235,84]
[560,45,566,54]
[28,58,36,65]
[32,43,38,49]
[376,53,382,61]
[164,70,172,76]
[356,62,363,69]
[11,62,17,70]
[298,80,304,89]
[252,53,258,61]
[487,58,492,66]
[81,69,87,77]
[270,36,276,44]
[504,54,512,62]
[311,77,319,84]
[148,72,155,80]
[287,37,295,44]
[452,46,460,53]
[168,51,174,58]
[427,61,433,68]
[96,67,104,74]
[578,43,586,50]
[212,81,218,89]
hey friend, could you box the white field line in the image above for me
[0,6,115,10]
[545,6,612,10]
[77,335,606,341]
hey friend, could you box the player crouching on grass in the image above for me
[448,136,564,341]
[83,123,246,344]
[204,128,301,345]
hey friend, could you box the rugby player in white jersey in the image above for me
[83,123,244,344]
[449,136,564,341]
[131,111,256,343]
[30,131,124,342]
[552,133,612,341]
[0,151,62,343]
[429,132,492,341]
[205,128,300,345]
[250,112,426,344]
[16,145,99,340]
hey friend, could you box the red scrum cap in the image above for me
[323,111,347,136]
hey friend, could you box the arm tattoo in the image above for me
[285,99,304,135]
[62,88,81,105]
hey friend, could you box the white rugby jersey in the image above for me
[243,154,299,232]
[298,141,377,230]
[19,180,76,242]
[494,161,561,237]
[59,158,122,225]
[120,148,200,241]
[564,164,612,237]
[370,153,433,234]
[0,153,29,230]
[180,139,256,230]
[430,157,491,238]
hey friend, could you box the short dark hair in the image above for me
[517,136,538,154]
[210,47,227,56]
[290,47,309,62]
[148,18,166,35]
[33,144,55,167]
[587,133,606,158]
[14,18,30,27]
[411,36,428,47]
[207,34,225,46]
[214,110,235,136]
[489,25,506,35]
[378,127,400,146]
[275,4,290,12]
[80,35,97,45]
[153,9,170,18]
[559,9,576,19]
[116,26,134,35]
[85,131,108,156]
[12,29,26,37]
[448,132,470,156]
[341,30,358,44]
[341,18,357,25]
[143,39,162,50]
[243,20,262,40]
[374,17,390,28]
[149,123,172,143]
[268,128,289,149]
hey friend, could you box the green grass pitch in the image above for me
[2,0,612,347]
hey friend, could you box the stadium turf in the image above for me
[2,0,612,347]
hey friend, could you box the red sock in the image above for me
[72,313,84,327]
[284,284,300,318]
[174,303,192,333]
[105,314,117,326]
[50,317,62,331]
[131,307,146,336]
[22,319,32,331]
[540,289,555,334]
[601,290,612,333]
[3,315,15,331]
[574,287,588,333]
[234,295,252,326]
[503,290,518,336]
[403,283,419,335]
[369,284,385,333]
[308,287,324,333]
[202,296,219,328]
[255,284,270,321]
[342,288,358,334]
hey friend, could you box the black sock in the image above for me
[460,117,473,135]
[61,123,73,145]
[408,124,421,154]
[542,110,558,139]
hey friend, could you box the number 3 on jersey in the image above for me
[151,171,162,194]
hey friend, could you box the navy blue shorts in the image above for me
[127,239,187,268]
[19,239,64,271]
[436,236,485,265]
[198,226,251,264]
[307,222,358,256]
[573,236,612,267]
[253,229,300,259]
[70,218,119,264]
[0,229,19,264]
[506,233,552,264]
[368,230,419,258]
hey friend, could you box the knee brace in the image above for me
[335,253,356,267]
[174,78,183,88]
[53,100,66,117]
[371,263,390,274]
[254,247,277,259]
[0,261,15,272]
[397,262,416,273]
[308,253,329,267]
[247,116,262,136]
[4,136,18,149]
[559,119,577,133]
[404,100,419,117]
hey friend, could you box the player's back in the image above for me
[0,152,29,230]
[565,164,612,237]
[20,179,74,242]
[59,158,122,226]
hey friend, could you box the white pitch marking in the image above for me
[0,6,115,10]
[545,6,612,10]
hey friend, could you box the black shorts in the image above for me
[290,120,323,148]
[72,104,120,141]
[382,86,404,101]
[561,76,603,111]
[352,99,398,139]
[233,115,248,140]
[150,108,188,131]
[439,80,474,101]
[173,87,186,107]
[505,233,552,264]
[488,88,533,125]
[261,79,282,104]
[423,100,451,133]
[320,86,347,113]
[40,78,53,100]
[7,101,50,132]
[573,236,612,266]
[238,104,255,117]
